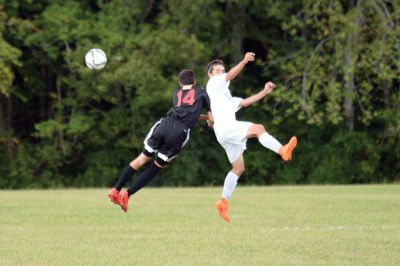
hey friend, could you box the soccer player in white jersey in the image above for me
[206,52,297,222]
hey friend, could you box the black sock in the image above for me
[115,165,136,191]
[127,163,162,196]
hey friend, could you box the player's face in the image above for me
[211,64,225,76]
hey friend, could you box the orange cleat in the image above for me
[215,198,230,222]
[279,136,297,161]
[119,190,129,212]
[108,188,122,206]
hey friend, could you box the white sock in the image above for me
[221,172,239,200]
[258,132,282,154]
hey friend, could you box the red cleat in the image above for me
[108,188,122,206]
[215,198,230,222]
[120,190,129,212]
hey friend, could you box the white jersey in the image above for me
[206,73,252,163]
[206,73,243,132]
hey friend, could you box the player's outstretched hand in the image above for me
[243,52,255,63]
[199,114,214,128]
[207,119,214,128]
[263,82,276,94]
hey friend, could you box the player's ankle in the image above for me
[220,197,229,204]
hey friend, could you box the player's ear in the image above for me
[179,82,183,87]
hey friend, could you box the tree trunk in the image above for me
[343,0,363,132]
[0,95,16,157]
[227,2,245,62]
[56,77,66,155]
[343,36,355,132]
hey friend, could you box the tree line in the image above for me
[0,0,399,188]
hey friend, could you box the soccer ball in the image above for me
[85,48,107,70]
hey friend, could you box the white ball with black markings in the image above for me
[85,48,107,70]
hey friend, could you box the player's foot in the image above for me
[215,198,230,222]
[108,188,122,206]
[120,190,129,212]
[279,136,297,161]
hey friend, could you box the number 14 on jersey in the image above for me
[176,90,195,107]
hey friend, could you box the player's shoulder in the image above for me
[206,77,218,90]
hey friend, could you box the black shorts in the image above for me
[143,118,190,164]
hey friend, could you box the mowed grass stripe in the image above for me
[1,185,399,265]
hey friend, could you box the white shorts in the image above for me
[214,121,253,163]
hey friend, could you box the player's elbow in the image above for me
[225,73,234,81]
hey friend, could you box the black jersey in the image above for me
[165,85,211,129]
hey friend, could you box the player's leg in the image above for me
[108,152,153,205]
[115,152,153,190]
[127,123,189,196]
[119,157,165,212]
[128,157,165,197]
[222,155,244,200]
[120,120,189,212]
[246,123,297,161]
[108,119,163,206]
[120,118,166,191]
[247,123,282,153]
[215,145,245,222]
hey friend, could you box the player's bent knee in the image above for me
[248,124,266,138]
[255,124,265,134]
[232,165,245,176]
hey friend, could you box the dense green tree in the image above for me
[268,0,400,181]
[0,0,398,188]
[0,5,21,180]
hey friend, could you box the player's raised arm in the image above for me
[239,82,276,108]
[225,52,255,81]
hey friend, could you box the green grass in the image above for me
[1,185,400,265]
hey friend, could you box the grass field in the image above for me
[1,185,400,265]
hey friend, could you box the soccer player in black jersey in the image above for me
[108,69,213,212]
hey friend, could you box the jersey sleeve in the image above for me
[172,89,178,106]
[202,91,211,112]
[231,97,243,112]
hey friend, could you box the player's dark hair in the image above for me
[206,59,224,73]
[179,69,195,85]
